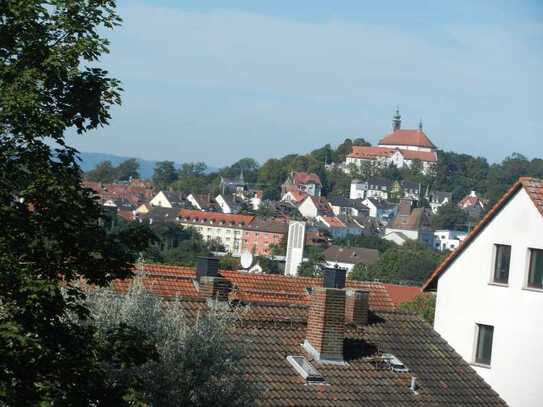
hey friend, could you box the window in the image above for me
[492,244,511,284]
[528,249,543,289]
[475,324,494,366]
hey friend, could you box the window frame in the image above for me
[525,247,543,291]
[473,323,494,367]
[489,244,511,286]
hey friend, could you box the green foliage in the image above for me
[298,246,325,277]
[152,160,178,190]
[171,162,211,194]
[334,234,397,253]
[352,241,445,284]
[219,255,240,270]
[86,158,140,183]
[220,158,260,184]
[87,278,258,406]
[430,203,469,230]
[0,1,156,404]
[257,256,282,274]
[399,294,436,325]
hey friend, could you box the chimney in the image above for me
[303,287,346,363]
[345,289,369,325]
[195,257,230,301]
[196,256,218,280]
[323,266,347,289]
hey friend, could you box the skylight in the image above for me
[286,356,325,384]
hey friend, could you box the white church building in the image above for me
[423,177,543,407]
[345,109,438,174]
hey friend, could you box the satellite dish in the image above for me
[240,251,254,269]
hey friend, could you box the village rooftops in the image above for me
[178,209,254,228]
[324,245,379,267]
[348,146,437,163]
[291,171,322,186]
[111,263,505,406]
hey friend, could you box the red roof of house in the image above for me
[423,177,543,291]
[383,284,422,306]
[283,185,309,203]
[398,149,438,162]
[120,264,396,311]
[379,129,436,149]
[320,216,346,228]
[348,146,394,159]
[293,171,322,186]
[178,209,254,226]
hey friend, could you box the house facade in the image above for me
[178,209,254,256]
[298,196,333,219]
[385,198,433,247]
[281,171,322,198]
[433,229,467,252]
[423,177,543,407]
[241,219,287,256]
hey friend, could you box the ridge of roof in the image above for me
[422,177,543,291]
[378,129,436,149]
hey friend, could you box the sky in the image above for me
[68,0,543,167]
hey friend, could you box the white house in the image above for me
[385,199,433,247]
[423,177,543,407]
[281,171,322,198]
[433,229,467,252]
[215,194,239,214]
[297,196,333,219]
[149,191,184,208]
[323,245,379,274]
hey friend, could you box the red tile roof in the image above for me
[383,284,422,306]
[178,209,254,226]
[283,186,309,203]
[121,264,396,311]
[292,171,322,186]
[423,177,543,291]
[379,129,436,149]
[348,146,437,162]
[320,216,346,228]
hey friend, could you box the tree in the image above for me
[399,294,436,325]
[86,160,117,183]
[87,277,258,406]
[153,161,178,190]
[0,2,155,404]
[430,203,468,230]
[355,241,445,284]
[334,234,397,253]
[116,158,140,181]
[298,246,325,277]
[172,162,209,193]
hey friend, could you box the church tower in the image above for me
[392,107,401,131]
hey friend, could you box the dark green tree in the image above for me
[430,203,469,230]
[399,294,436,325]
[153,160,178,190]
[0,1,155,404]
[86,160,117,183]
[116,158,140,181]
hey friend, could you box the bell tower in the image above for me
[392,107,401,131]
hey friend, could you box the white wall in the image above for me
[285,221,305,276]
[298,197,318,219]
[434,188,543,407]
[150,191,172,208]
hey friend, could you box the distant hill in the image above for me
[78,152,218,179]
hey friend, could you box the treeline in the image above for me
[87,140,543,208]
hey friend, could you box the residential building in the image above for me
[428,191,453,214]
[280,186,309,204]
[187,193,216,211]
[423,177,543,407]
[345,109,438,175]
[328,196,369,217]
[458,190,487,219]
[317,216,364,238]
[137,206,180,224]
[177,209,254,255]
[298,196,333,219]
[350,177,393,200]
[111,263,505,406]
[362,197,397,223]
[323,245,379,273]
[433,229,467,252]
[215,193,240,214]
[149,190,185,208]
[241,218,288,256]
[83,180,154,207]
[385,198,433,246]
[281,171,322,198]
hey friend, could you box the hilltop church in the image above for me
[345,109,438,174]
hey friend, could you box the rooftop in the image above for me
[378,129,436,149]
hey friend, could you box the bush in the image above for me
[87,277,258,407]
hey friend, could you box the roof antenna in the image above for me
[418,118,423,132]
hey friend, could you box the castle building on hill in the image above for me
[345,108,438,175]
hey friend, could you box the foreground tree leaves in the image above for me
[0,1,154,404]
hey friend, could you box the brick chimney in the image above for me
[198,276,231,301]
[195,257,230,301]
[303,287,346,363]
[345,289,369,325]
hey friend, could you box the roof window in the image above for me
[286,356,325,384]
[381,353,409,373]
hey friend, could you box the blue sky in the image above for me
[69,0,543,166]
